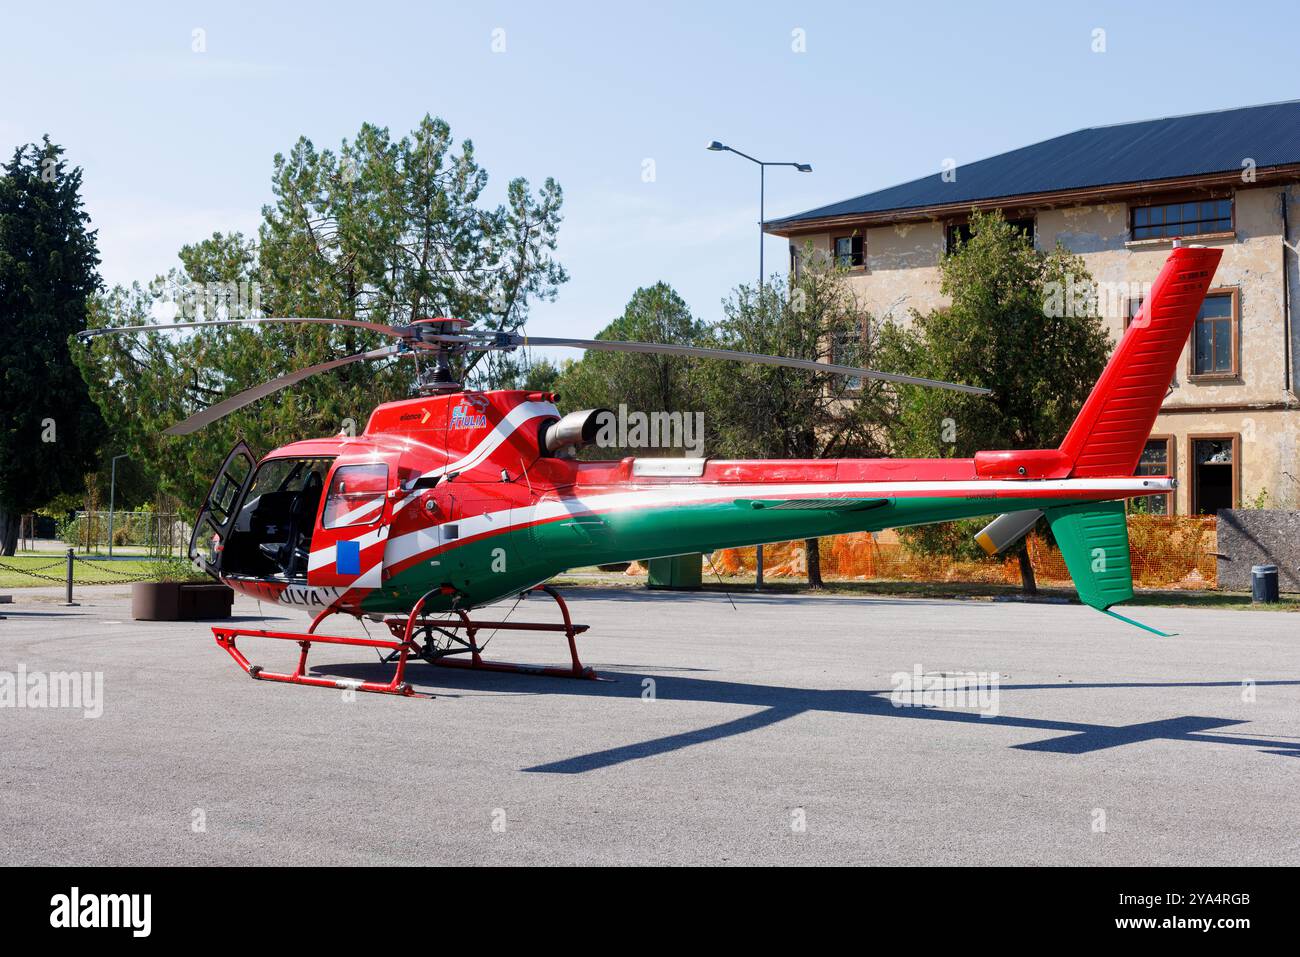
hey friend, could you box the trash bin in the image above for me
[647,554,703,590]
[1251,564,1279,603]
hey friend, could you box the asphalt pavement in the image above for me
[2,583,1297,865]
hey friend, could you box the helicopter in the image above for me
[79,244,1222,697]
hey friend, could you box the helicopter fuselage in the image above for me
[198,389,1167,618]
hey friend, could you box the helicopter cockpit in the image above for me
[219,457,333,580]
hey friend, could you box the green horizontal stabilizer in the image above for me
[1103,607,1176,638]
[734,497,890,512]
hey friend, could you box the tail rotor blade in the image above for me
[974,510,1043,555]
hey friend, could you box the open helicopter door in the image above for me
[189,441,255,577]
[306,454,397,592]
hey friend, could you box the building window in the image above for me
[831,322,866,391]
[945,217,1034,252]
[1125,296,1178,391]
[1131,198,1232,240]
[1190,436,1238,515]
[1131,288,1238,381]
[1190,289,1238,378]
[1125,296,1144,327]
[1131,436,1174,515]
[833,235,864,268]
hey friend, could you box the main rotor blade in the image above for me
[511,335,991,395]
[163,345,402,436]
[78,316,407,340]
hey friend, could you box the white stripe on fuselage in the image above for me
[308,401,557,573]
[391,401,558,516]
[382,476,1170,567]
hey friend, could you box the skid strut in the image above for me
[211,585,594,697]
[383,585,597,680]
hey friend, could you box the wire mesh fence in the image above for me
[61,510,192,557]
[709,514,1219,589]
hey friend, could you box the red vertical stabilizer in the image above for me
[1058,245,1222,477]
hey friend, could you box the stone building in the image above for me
[766,101,1300,514]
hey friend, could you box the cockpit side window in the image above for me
[322,463,388,529]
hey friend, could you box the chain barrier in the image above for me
[70,554,158,585]
[11,559,63,572]
[0,554,158,586]
[0,559,71,583]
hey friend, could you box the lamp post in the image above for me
[707,141,812,588]
[107,453,129,558]
[706,141,811,291]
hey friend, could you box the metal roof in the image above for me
[766,100,1300,230]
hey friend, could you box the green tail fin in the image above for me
[1045,501,1174,636]
[1045,500,1133,610]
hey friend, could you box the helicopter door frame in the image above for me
[188,441,256,577]
[306,455,397,591]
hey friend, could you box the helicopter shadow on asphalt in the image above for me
[317,654,1300,772]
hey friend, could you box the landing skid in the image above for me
[211,585,595,698]
[382,585,598,681]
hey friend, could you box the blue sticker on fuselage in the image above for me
[336,539,361,576]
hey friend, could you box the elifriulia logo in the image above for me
[50,887,151,937]
[449,400,488,430]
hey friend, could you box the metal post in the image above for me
[63,546,78,607]
[107,453,128,558]
[706,142,809,595]
[759,163,765,291]
[756,166,765,590]
[107,477,115,558]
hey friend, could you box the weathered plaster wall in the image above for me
[794,183,1300,514]
[836,222,947,324]
[1151,407,1300,511]
[1039,187,1289,410]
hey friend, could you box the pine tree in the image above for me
[76,116,567,507]
[554,281,706,453]
[0,137,104,554]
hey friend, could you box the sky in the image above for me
[2,0,1297,343]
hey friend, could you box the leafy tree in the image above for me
[257,117,566,387]
[699,256,890,586]
[76,116,566,508]
[553,282,706,456]
[509,356,563,394]
[876,210,1111,592]
[0,138,104,554]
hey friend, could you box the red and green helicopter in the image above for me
[81,244,1222,696]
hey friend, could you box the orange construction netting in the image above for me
[700,514,1217,589]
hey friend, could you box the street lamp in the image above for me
[708,141,812,589]
[706,141,812,290]
[107,453,129,558]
